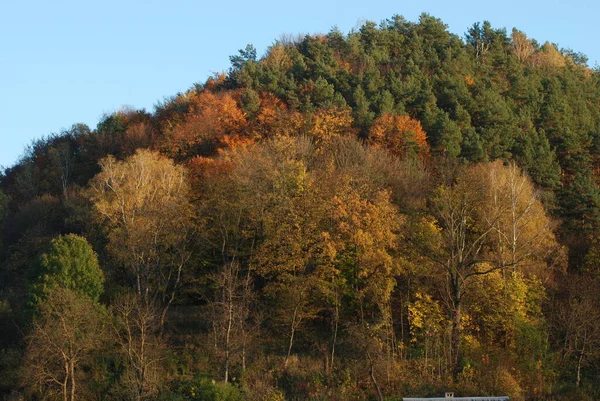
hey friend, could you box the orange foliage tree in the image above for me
[253,93,304,138]
[167,90,247,159]
[369,113,429,157]
[204,72,227,91]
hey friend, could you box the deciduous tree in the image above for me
[23,288,106,401]
[369,113,429,157]
[167,91,247,159]
[89,150,194,327]
[419,161,558,377]
[31,234,104,305]
[111,293,166,401]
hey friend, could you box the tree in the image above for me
[353,86,375,130]
[465,21,507,64]
[250,153,329,368]
[218,136,403,374]
[111,293,166,401]
[532,42,567,71]
[46,140,74,199]
[207,262,256,383]
[331,182,402,388]
[89,149,194,327]
[308,107,354,145]
[369,113,429,157]
[429,111,462,158]
[23,288,106,401]
[511,28,535,65]
[516,128,561,192]
[166,91,247,159]
[0,189,8,251]
[239,88,261,118]
[24,234,106,401]
[408,292,446,373]
[419,161,558,377]
[555,275,600,388]
[31,234,104,305]
[229,44,258,84]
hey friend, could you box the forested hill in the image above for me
[2,13,600,401]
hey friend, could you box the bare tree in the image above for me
[557,275,600,388]
[207,262,257,382]
[111,293,165,401]
[23,288,106,401]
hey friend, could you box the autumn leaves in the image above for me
[156,86,430,164]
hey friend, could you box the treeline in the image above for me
[1,13,600,401]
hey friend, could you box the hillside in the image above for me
[1,14,600,400]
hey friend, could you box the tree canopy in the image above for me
[31,233,104,304]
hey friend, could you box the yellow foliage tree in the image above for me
[418,161,560,377]
[308,108,354,145]
[89,149,194,327]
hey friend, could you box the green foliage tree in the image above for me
[516,128,561,191]
[31,233,104,305]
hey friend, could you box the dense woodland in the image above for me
[2,14,600,401]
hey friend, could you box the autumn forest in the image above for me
[2,14,600,401]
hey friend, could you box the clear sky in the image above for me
[1,0,598,169]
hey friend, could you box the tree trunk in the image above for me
[367,352,384,401]
[425,337,429,373]
[63,362,69,401]
[450,276,463,379]
[330,302,339,374]
[242,337,247,372]
[69,360,76,401]
[284,305,299,368]
[224,293,234,383]
[576,347,585,387]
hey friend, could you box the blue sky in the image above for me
[1,0,598,169]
